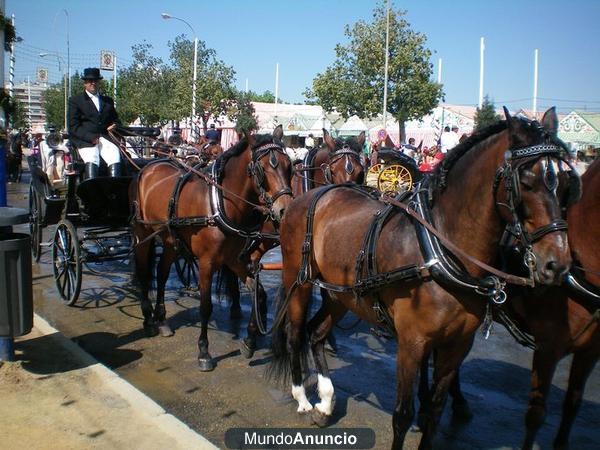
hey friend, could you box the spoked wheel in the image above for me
[29,185,43,262]
[52,220,82,306]
[377,164,414,194]
[365,163,383,189]
[175,253,199,290]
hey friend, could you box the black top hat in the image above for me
[81,67,103,80]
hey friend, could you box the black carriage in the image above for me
[28,127,160,305]
[365,147,422,194]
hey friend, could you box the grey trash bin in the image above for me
[0,207,33,342]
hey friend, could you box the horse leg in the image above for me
[288,284,314,414]
[449,367,473,421]
[393,339,425,450]
[553,351,598,450]
[419,340,473,450]
[308,292,346,427]
[196,260,215,371]
[154,243,175,337]
[416,351,432,431]
[241,276,267,359]
[522,347,561,450]
[134,229,157,337]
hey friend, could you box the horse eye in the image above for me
[520,170,536,190]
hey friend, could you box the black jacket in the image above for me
[67,92,121,149]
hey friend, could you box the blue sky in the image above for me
[6,0,600,113]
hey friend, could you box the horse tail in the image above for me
[215,265,239,304]
[267,283,309,385]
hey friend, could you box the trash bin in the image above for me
[0,207,33,361]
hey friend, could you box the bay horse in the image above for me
[6,131,24,182]
[292,130,366,196]
[437,158,598,450]
[269,108,573,449]
[131,125,293,371]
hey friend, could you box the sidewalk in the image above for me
[0,314,218,450]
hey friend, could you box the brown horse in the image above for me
[291,130,366,196]
[269,108,573,449]
[439,158,598,450]
[131,125,293,371]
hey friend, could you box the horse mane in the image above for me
[431,120,508,193]
[219,133,276,167]
[331,135,363,154]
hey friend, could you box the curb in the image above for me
[33,313,219,450]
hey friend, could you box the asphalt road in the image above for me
[7,174,600,450]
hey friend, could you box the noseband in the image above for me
[322,146,363,184]
[493,141,579,274]
[247,142,293,220]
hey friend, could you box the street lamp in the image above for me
[40,52,68,131]
[161,12,198,140]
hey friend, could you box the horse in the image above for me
[291,130,366,196]
[268,107,573,449]
[434,157,598,450]
[6,131,24,182]
[131,125,293,371]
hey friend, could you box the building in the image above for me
[558,110,600,157]
[11,80,47,133]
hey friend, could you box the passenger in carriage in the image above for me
[205,123,221,143]
[68,67,122,180]
[39,125,70,185]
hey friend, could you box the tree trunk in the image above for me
[398,120,406,145]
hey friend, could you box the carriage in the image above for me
[27,127,160,305]
[365,146,422,194]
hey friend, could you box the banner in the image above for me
[36,68,48,83]
[100,51,115,70]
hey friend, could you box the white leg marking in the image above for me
[292,384,313,413]
[315,374,334,415]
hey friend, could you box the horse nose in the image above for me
[542,260,570,285]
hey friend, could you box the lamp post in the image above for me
[40,53,67,130]
[62,9,70,97]
[161,12,197,140]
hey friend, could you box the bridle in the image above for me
[322,145,364,184]
[493,140,580,277]
[247,142,293,221]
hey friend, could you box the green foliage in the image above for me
[474,95,502,131]
[246,90,276,103]
[305,2,442,139]
[0,14,16,51]
[0,88,26,129]
[229,91,258,134]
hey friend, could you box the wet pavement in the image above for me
[6,174,600,449]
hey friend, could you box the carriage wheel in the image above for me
[377,164,414,194]
[175,254,199,290]
[52,220,82,306]
[366,164,383,189]
[29,185,43,262]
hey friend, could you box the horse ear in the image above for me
[273,124,284,143]
[417,140,423,150]
[244,129,255,146]
[324,128,336,150]
[503,106,512,123]
[356,131,366,148]
[541,107,558,135]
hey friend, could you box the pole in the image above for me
[64,9,71,97]
[274,62,279,123]
[479,37,484,109]
[63,73,67,130]
[245,78,249,93]
[113,54,117,109]
[437,57,442,84]
[8,14,15,102]
[533,49,539,116]
[192,37,197,140]
[27,77,31,131]
[0,0,6,209]
[382,0,390,129]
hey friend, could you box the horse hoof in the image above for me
[158,324,174,337]
[143,324,159,337]
[240,339,256,359]
[198,358,215,372]
[311,409,330,428]
[452,401,473,422]
[230,307,243,320]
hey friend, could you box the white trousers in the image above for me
[78,137,121,166]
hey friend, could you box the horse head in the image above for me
[496,106,574,285]
[322,129,366,185]
[245,124,293,222]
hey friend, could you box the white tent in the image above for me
[337,115,368,136]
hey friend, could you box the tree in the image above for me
[246,90,276,103]
[474,95,501,131]
[167,35,236,123]
[305,2,442,142]
[229,91,258,135]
